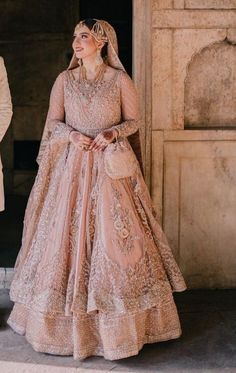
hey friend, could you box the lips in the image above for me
[76,48,83,52]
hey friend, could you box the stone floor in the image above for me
[0,289,236,372]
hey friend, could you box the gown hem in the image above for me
[7,317,182,361]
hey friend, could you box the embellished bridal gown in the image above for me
[7,66,187,360]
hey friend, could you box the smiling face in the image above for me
[72,24,104,61]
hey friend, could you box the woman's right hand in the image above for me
[69,131,93,150]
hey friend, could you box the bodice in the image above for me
[64,70,122,138]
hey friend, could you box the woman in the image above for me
[0,57,12,212]
[7,19,187,361]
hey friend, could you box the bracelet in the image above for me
[114,128,119,140]
[69,131,77,142]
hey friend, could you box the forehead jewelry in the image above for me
[76,20,108,43]
[90,21,108,43]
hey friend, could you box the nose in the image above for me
[73,37,80,47]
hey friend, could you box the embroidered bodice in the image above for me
[36,66,141,164]
[65,69,121,138]
[47,66,140,141]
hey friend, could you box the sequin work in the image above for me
[7,66,187,361]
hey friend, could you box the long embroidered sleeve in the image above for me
[46,73,74,143]
[0,57,12,142]
[36,72,74,164]
[111,71,140,138]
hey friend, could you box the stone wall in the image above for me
[150,0,236,288]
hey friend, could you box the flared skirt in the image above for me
[7,141,187,360]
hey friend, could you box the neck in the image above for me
[82,54,103,74]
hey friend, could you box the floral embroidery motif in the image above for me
[110,183,135,254]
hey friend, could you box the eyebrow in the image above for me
[74,32,90,36]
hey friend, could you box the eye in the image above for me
[81,34,88,39]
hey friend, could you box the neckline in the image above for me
[68,66,120,86]
[80,63,106,83]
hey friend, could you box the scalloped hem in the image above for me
[27,330,182,361]
[7,299,183,361]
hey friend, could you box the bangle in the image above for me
[114,128,119,140]
[69,131,76,142]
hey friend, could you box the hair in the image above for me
[79,18,108,58]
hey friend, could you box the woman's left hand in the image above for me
[89,129,118,151]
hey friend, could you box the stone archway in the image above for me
[185,40,236,128]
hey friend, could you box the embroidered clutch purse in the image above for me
[103,138,139,179]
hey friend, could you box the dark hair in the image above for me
[80,18,108,58]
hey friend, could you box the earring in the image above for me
[95,49,103,66]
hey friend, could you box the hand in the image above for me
[69,131,93,150]
[89,129,118,151]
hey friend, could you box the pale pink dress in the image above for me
[7,66,187,360]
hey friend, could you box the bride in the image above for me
[7,18,187,361]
